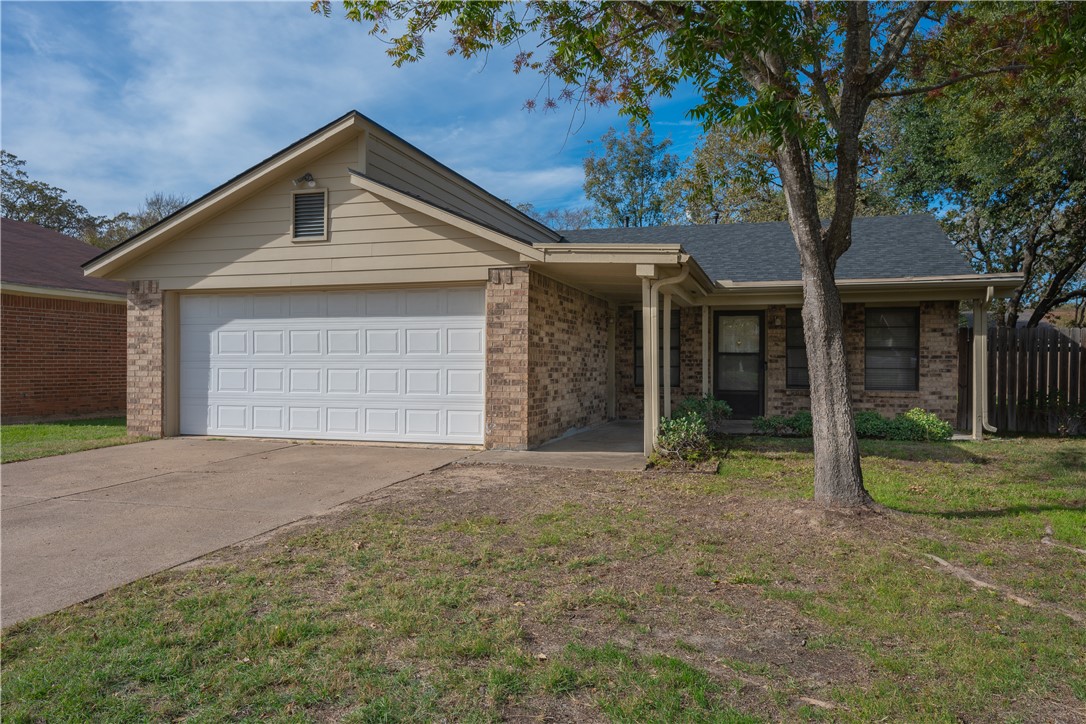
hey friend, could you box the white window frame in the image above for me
[291,188,330,242]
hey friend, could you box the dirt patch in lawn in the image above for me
[8,446,1084,723]
[192,463,879,717]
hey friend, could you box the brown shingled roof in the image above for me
[1,218,127,296]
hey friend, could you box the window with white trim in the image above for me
[865,307,920,391]
[292,190,327,241]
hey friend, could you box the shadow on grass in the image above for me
[724,435,991,465]
[906,503,1086,520]
[31,417,125,428]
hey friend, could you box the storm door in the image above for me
[714,312,765,418]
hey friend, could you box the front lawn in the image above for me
[2,437,1083,721]
[0,417,141,464]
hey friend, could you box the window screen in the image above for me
[293,191,327,239]
[864,307,919,391]
[634,310,681,388]
[785,308,809,388]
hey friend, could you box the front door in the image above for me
[714,312,765,418]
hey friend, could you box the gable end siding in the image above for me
[114,139,525,290]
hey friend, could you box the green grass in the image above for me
[0,416,144,463]
[1,437,1083,721]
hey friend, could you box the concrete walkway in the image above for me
[471,420,647,471]
[1,438,464,626]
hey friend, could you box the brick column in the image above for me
[127,281,164,438]
[485,267,529,449]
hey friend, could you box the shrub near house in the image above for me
[754,408,953,441]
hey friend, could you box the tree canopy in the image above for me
[1,151,98,238]
[885,7,1086,327]
[582,123,680,228]
[1,150,188,249]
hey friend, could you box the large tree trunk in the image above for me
[800,258,870,507]
[776,138,872,508]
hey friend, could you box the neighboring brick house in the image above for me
[1,219,127,422]
[82,110,1020,454]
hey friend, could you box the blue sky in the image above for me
[1,1,704,219]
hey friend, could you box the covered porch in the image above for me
[532,248,1020,456]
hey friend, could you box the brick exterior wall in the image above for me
[1,292,126,422]
[127,281,165,438]
[526,270,610,447]
[615,304,704,419]
[765,301,960,423]
[484,268,612,449]
[485,268,530,449]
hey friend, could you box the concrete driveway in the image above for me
[1,438,465,626]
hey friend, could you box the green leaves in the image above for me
[582,122,681,228]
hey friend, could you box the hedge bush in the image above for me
[656,413,709,459]
[672,395,732,436]
[752,408,953,442]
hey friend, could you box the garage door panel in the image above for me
[447,410,484,438]
[180,289,484,443]
[253,330,284,355]
[405,328,441,355]
[252,406,285,431]
[447,369,483,396]
[327,329,361,354]
[447,328,483,354]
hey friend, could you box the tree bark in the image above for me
[776,137,872,508]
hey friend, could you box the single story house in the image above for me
[83,111,1019,454]
[2,218,128,422]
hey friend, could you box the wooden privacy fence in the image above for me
[956,326,1086,434]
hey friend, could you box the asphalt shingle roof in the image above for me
[1,219,128,296]
[559,214,973,282]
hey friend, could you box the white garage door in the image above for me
[179,288,485,443]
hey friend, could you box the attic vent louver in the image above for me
[293,190,327,240]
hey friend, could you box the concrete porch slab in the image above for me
[470,420,646,471]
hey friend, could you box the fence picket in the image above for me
[957,325,1085,433]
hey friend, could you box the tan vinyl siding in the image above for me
[117,138,524,290]
[365,133,556,246]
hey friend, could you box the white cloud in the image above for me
[1,2,696,219]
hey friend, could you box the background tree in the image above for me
[514,202,596,230]
[86,192,190,249]
[582,123,680,227]
[665,105,907,225]
[1,150,100,238]
[318,0,1083,507]
[2,151,189,250]
[886,62,1086,327]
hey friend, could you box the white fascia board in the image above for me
[710,273,1023,297]
[0,282,126,304]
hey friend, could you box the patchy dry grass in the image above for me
[1,438,1083,722]
[0,417,145,463]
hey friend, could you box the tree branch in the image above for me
[800,2,840,130]
[867,2,932,88]
[869,64,1028,99]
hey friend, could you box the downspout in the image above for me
[648,266,691,451]
[981,286,997,434]
[972,286,997,440]
[663,291,673,418]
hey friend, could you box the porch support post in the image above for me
[701,305,711,396]
[640,274,658,456]
[606,304,616,420]
[662,292,672,418]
